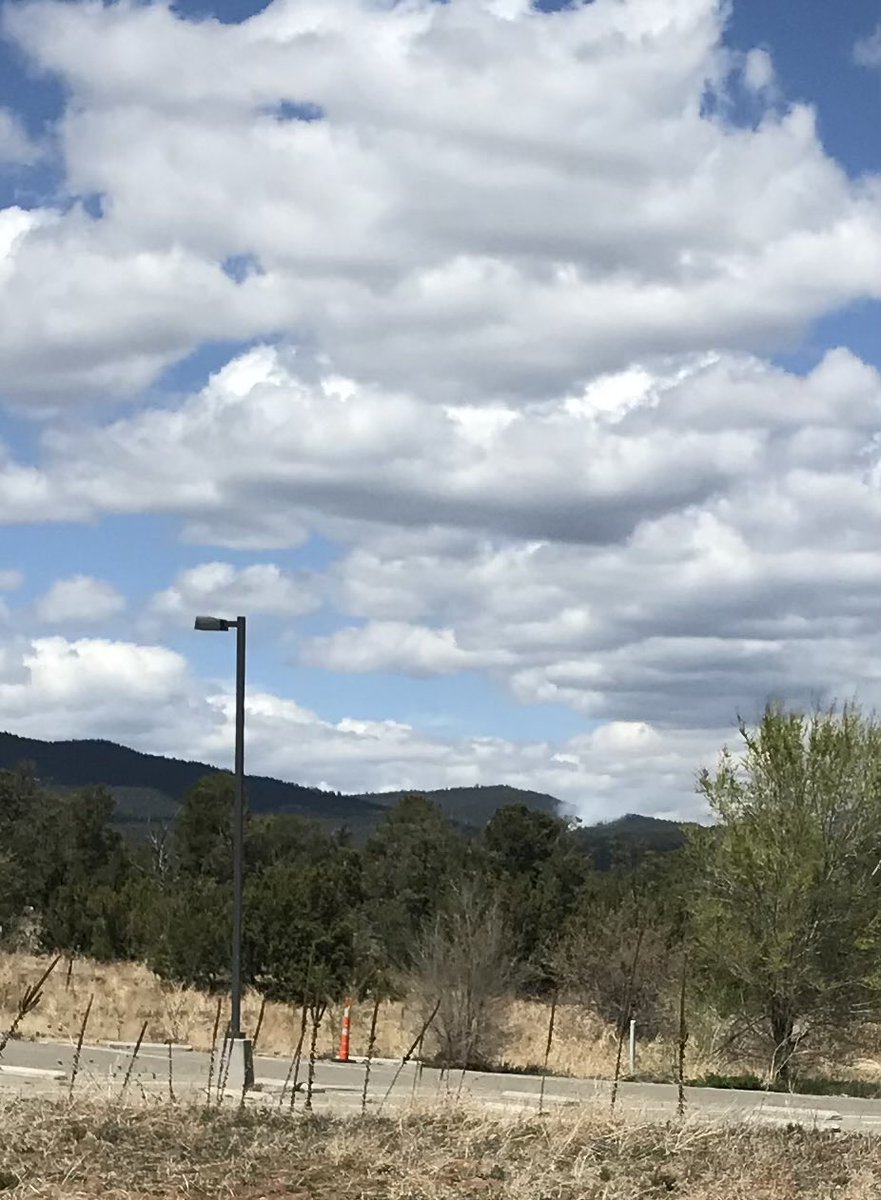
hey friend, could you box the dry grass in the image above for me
[0,953,411,1059]
[0,953,716,1077]
[4,952,880,1085]
[0,1096,876,1198]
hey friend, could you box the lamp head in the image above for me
[194,615,232,632]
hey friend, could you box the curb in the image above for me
[0,1065,66,1081]
[101,1042,193,1053]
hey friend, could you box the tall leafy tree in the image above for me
[478,804,590,981]
[247,812,338,873]
[246,848,363,1005]
[134,774,239,985]
[171,774,237,881]
[145,875,232,989]
[38,786,133,959]
[693,703,881,1082]
[361,796,463,968]
[0,766,43,934]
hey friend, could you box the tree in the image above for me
[553,853,685,1038]
[693,703,881,1083]
[171,774,236,882]
[478,805,590,983]
[247,813,336,873]
[361,796,463,969]
[481,805,566,877]
[0,766,41,937]
[38,786,133,960]
[415,878,521,1069]
[145,875,231,990]
[246,848,363,1006]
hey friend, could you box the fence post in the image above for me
[628,1017,636,1076]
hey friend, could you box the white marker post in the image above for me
[628,1018,636,1076]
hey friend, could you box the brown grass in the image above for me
[4,952,880,1085]
[0,953,718,1077]
[0,1096,876,1198]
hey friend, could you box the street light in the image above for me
[194,613,253,1090]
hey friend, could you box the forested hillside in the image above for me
[0,732,564,837]
[5,705,881,1087]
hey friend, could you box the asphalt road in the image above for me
[1,1036,879,1132]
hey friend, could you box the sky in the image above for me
[1,0,881,823]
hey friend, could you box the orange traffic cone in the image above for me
[336,1002,352,1063]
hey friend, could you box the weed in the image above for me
[0,1098,879,1199]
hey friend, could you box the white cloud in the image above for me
[742,47,775,93]
[0,208,289,403]
[7,344,876,542]
[2,340,881,741]
[332,482,881,729]
[0,635,190,741]
[0,632,719,821]
[151,561,318,624]
[34,575,125,625]
[2,0,881,401]
[303,621,512,677]
[0,570,23,591]
[2,0,881,818]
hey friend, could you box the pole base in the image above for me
[226,1036,254,1093]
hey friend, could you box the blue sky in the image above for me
[2,0,881,819]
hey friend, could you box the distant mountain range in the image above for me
[0,730,561,835]
[0,730,689,855]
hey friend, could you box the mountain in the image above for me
[572,812,691,868]
[0,732,692,858]
[0,731,563,837]
[348,784,560,829]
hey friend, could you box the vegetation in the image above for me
[688,1071,881,1098]
[694,703,881,1082]
[1,1099,879,1199]
[4,701,881,1089]
[0,731,567,837]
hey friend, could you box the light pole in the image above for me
[194,614,253,1089]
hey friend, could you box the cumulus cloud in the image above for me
[2,0,881,818]
[0,632,719,820]
[741,47,775,94]
[0,208,289,403]
[303,621,513,677]
[2,0,881,400]
[5,343,878,543]
[151,561,318,624]
[328,516,881,731]
[34,575,126,625]
[0,635,190,741]
[0,570,23,591]
[2,338,881,741]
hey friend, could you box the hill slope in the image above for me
[573,811,691,867]
[0,731,691,857]
[349,783,560,828]
[0,731,561,836]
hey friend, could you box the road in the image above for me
[0,1036,878,1132]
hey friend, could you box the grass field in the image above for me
[6,951,881,1089]
[0,1098,875,1198]
[0,952,684,1078]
